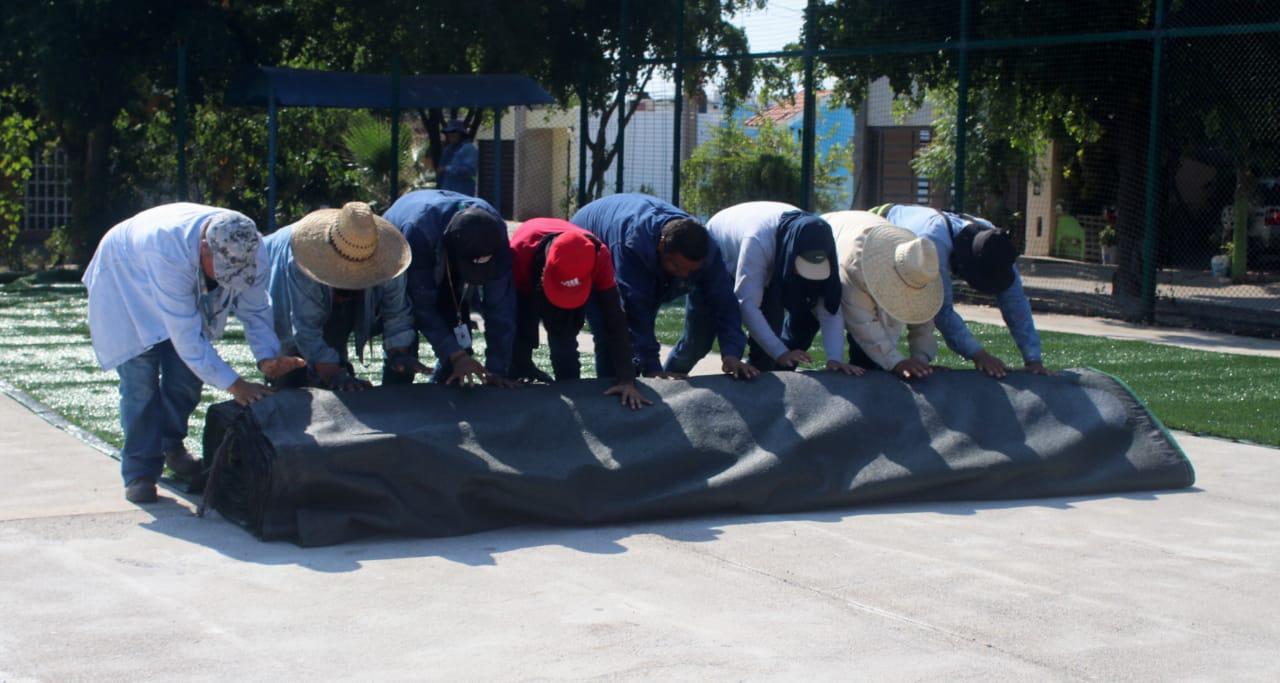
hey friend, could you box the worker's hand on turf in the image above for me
[386,347,431,377]
[722,356,760,380]
[484,374,519,389]
[258,355,306,379]
[445,351,488,386]
[825,359,865,376]
[775,349,812,368]
[1024,361,1052,375]
[229,378,274,406]
[892,358,933,380]
[971,349,1009,378]
[605,381,652,410]
[644,370,688,380]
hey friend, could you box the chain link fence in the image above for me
[543,0,1280,336]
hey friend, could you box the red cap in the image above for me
[542,232,597,310]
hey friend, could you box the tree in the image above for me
[681,113,848,217]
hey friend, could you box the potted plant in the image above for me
[1098,224,1117,265]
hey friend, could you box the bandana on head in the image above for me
[442,206,506,285]
[772,211,841,316]
[204,211,261,290]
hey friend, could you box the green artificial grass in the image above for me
[653,303,1280,447]
[0,285,1276,450]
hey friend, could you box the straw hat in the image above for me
[289,202,411,290]
[858,222,944,324]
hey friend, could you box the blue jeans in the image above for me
[115,340,204,485]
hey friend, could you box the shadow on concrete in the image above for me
[136,486,1200,574]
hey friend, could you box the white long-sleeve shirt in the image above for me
[82,203,281,390]
[706,202,844,362]
[831,215,938,370]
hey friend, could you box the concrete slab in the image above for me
[955,303,1280,358]
[1,393,1277,681]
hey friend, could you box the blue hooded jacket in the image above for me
[571,193,745,373]
[383,190,516,377]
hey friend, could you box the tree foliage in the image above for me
[681,113,848,218]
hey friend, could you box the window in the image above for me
[23,147,71,233]
[915,178,931,205]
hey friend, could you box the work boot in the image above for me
[163,448,203,479]
[125,478,158,504]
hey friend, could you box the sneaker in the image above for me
[163,448,203,479]
[125,478,158,504]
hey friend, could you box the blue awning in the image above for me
[225,66,556,109]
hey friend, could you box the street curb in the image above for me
[0,377,119,459]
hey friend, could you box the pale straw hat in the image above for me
[289,202,411,290]
[859,223,944,324]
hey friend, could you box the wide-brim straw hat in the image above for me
[859,222,944,325]
[290,202,411,290]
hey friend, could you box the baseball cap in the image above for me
[541,232,598,310]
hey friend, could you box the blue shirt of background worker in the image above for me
[437,119,479,197]
[878,204,1047,377]
[571,193,757,380]
[383,189,517,386]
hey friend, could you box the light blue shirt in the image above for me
[262,224,416,365]
[885,205,1042,363]
[82,203,281,390]
[707,201,845,362]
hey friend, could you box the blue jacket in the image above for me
[885,205,1043,363]
[438,142,479,196]
[262,225,416,366]
[571,193,746,373]
[383,190,516,377]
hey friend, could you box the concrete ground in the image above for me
[2,381,1278,680]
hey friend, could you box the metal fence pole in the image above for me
[800,0,817,211]
[615,0,629,195]
[671,0,686,206]
[267,86,278,233]
[953,0,971,214]
[176,44,188,202]
[1140,0,1167,322]
[390,55,401,203]
[494,108,503,216]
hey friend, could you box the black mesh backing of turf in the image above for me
[203,369,1193,546]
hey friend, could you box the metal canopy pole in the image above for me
[1140,0,1167,322]
[578,75,589,208]
[390,55,401,203]
[176,44,188,201]
[267,84,278,233]
[494,108,503,216]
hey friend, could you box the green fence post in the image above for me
[578,73,589,208]
[1141,0,1167,322]
[615,0,629,195]
[176,44,188,202]
[953,0,971,214]
[671,0,685,206]
[390,55,401,203]
[800,0,817,211]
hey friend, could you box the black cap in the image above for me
[443,207,506,285]
[956,227,1017,294]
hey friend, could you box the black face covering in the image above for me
[442,206,506,285]
[772,211,842,316]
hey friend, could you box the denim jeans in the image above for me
[115,340,204,485]
[512,294,585,381]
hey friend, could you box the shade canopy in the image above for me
[225,66,555,109]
